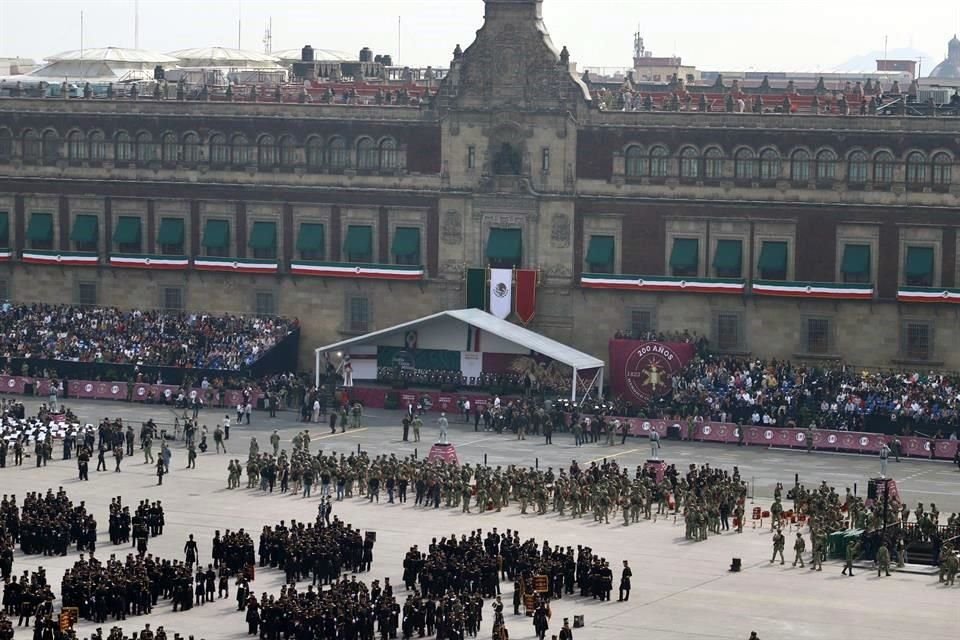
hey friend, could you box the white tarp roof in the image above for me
[316,308,603,371]
[167,46,281,68]
[45,47,178,64]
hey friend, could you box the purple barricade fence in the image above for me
[4,376,263,407]
[588,416,960,460]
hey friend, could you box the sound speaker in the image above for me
[573,615,584,628]
[867,481,878,500]
[729,557,742,572]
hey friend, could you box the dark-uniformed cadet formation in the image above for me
[108,498,166,558]
[61,552,198,623]
[2,489,97,557]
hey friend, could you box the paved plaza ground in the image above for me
[3,398,960,640]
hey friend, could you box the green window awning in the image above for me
[905,246,934,278]
[202,219,230,249]
[344,225,373,261]
[296,223,325,253]
[0,212,9,244]
[113,216,141,244]
[669,238,699,270]
[391,227,420,258]
[248,221,277,250]
[757,241,788,272]
[70,214,98,244]
[486,228,522,262]
[157,218,185,246]
[840,244,871,276]
[27,213,53,242]
[712,239,742,273]
[586,235,615,268]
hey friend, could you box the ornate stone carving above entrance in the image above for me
[550,213,570,248]
[441,210,463,244]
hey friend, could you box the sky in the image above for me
[0,0,957,74]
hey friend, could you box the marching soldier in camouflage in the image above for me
[792,533,805,567]
[770,529,785,565]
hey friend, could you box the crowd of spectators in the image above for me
[0,304,297,371]
[645,354,960,437]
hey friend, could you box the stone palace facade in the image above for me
[0,0,959,369]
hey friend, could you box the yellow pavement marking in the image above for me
[313,428,368,440]
[586,448,642,464]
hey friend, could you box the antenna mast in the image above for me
[134,0,140,49]
[263,17,272,54]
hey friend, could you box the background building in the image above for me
[0,0,958,371]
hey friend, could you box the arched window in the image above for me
[873,151,894,185]
[305,137,324,169]
[734,148,756,180]
[624,145,644,177]
[88,131,105,162]
[278,136,296,168]
[22,129,40,163]
[704,148,724,179]
[161,133,178,164]
[258,135,277,169]
[356,137,377,170]
[932,152,952,186]
[42,130,60,164]
[231,135,251,167]
[328,136,348,170]
[208,134,228,165]
[649,146,668,178]
[67,131,86,161]
[679,147,699,179]
[0,128,11,162]
[847,151,867,184]
[182,133,200,164]
[758,149,780,180]
[379,137,399,171]
[790,150,810,182]
[815,149,837,181]
[136,132,157,164]
[905,152,927,186]
[115,131,133,162]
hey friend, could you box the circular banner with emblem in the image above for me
[619,343,689,404]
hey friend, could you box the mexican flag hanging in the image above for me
[465,268,486,310]
[193,256,279,274]
[488,268,513,319]
[109,254,189,270]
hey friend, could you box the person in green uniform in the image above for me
[876,543,891,577]
[841,540,859,576]
[770,529,785,565]
[792,533,806,567]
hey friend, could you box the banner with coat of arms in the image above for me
[488,268,513,319]
[608,340,696,405]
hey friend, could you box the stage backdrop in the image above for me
[609,340,696,405]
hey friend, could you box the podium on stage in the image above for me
[427,442,460,465]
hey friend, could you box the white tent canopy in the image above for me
[272,48,351,63]
[25,46,176,83]
[167,46,282,69]
[314,308,605,401]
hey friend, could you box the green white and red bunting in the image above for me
[290,261,424,280]
[752,281,874,300]
[193,256,278,274]
[22,250,98,266]
[109,254,189,270]
[897,287,960,303]
[0,250,11,262]
[580,273,745,294]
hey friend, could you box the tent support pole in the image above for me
[571,367,577,402]
[315,350,321,388]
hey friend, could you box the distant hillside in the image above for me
[833,47,935,72]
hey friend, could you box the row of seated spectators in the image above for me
[643,354,960,436]
[0,304,297,371]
